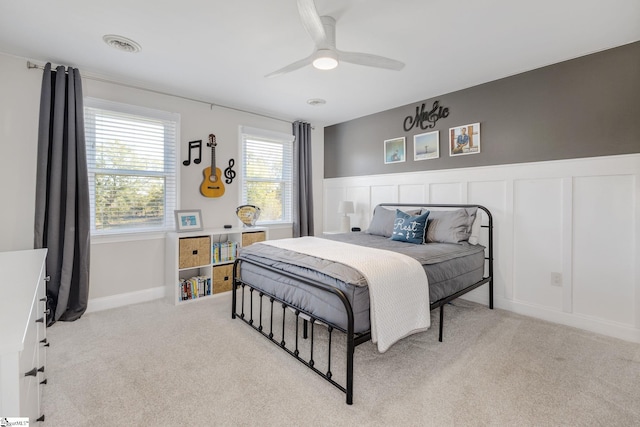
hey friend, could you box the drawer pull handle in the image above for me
[192,250,198,255]
[25,368,37,377]
[45,308,51,315]
[224,276,229,281]
[38,366,45,373]
[40,338,48,344]
[40,297,47,302]
[36,317,44,323]
[37,415,45,422]
[45,276,51,282]
[40,379,48,385]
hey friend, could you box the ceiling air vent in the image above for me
[103,35,141,53]
[307,98,326,106]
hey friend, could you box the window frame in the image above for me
[239,126,295,226]
[84,97,180,237]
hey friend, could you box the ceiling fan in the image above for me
[265,0,405,78]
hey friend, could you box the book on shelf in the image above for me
[179,275,211,301]
[212,241,238,264]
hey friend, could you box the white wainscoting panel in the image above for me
[324,154,640,342]
[399,184,426,204]
[324,187,345,231]
[513,178,564,311]
[371,185,397,209]
[572,174,635,325]
[346,186,371,231]
[429,182,463,204]
[468,180,508,301]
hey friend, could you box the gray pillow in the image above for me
[422,208,477,243]
[366,206,420,237]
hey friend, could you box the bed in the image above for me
[232,203,493,404]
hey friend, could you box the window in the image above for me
[84,98,179,234]
[240,126,294,224]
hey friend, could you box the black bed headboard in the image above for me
[376,203,494,300]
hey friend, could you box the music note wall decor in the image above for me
[224,158,236,184]
[183,140,202,166]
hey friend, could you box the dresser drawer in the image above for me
[179,236,211,268]
[20,373,40,423]
[37,318,47,377]
[19,295,41,378]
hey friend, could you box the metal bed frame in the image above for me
[232,203,493,405]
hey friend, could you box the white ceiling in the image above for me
[1,0,638,127]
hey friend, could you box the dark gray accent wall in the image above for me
[325,42,640,178]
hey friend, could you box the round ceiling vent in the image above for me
[103,35,141,53]
[307,98,326,106]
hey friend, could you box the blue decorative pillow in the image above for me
[390,209,430,244]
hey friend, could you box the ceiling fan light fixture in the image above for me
[312,49,338,70]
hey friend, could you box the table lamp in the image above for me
[338,201,355,232]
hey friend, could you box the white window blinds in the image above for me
[84,98,179,234]
[240,126,294,224]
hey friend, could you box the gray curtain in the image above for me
[34,63,90,324]
[292,121,314,237]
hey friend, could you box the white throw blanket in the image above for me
[261,237,430,352]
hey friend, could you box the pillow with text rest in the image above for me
[422,208,477,244]
[366,206,420,238]
[390,209,430,244]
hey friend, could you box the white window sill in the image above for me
[257,222,293,230]
[90,230,167,245]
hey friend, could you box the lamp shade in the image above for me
[338,201,355,214]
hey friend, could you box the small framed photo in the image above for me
[384,137,406,164]
[414,131,439,161]
[449,123,481,156]
[175,209,203,232]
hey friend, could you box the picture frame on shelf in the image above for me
[175,209,203,232]
[449,123,481,156]
[413,131,439,161]
[384,137,406,164]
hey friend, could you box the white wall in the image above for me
[324,154,640,342]
[0,53,325,308]
[0,54,42,250]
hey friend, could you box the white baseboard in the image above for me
[461,293,640,343]
[86,286,165,314]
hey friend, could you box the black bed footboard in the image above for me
[232,259,371,405]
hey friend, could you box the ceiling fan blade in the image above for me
[338,51,405,71]
[297,0,327,47]
[264,55,314,78]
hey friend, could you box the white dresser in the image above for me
[0,249,48,423]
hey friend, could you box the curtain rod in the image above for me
[26,60,296,125]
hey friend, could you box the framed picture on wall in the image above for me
[413,131,439,161]
[449,123,481,156]
[384,137,406,164]
[175,209,203,232]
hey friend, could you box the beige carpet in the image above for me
[42,292,640,426]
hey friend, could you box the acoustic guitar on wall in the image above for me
[200,134,225,198]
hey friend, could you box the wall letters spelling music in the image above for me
[403,101,449,132]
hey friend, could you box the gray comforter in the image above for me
[237,232,485,333]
